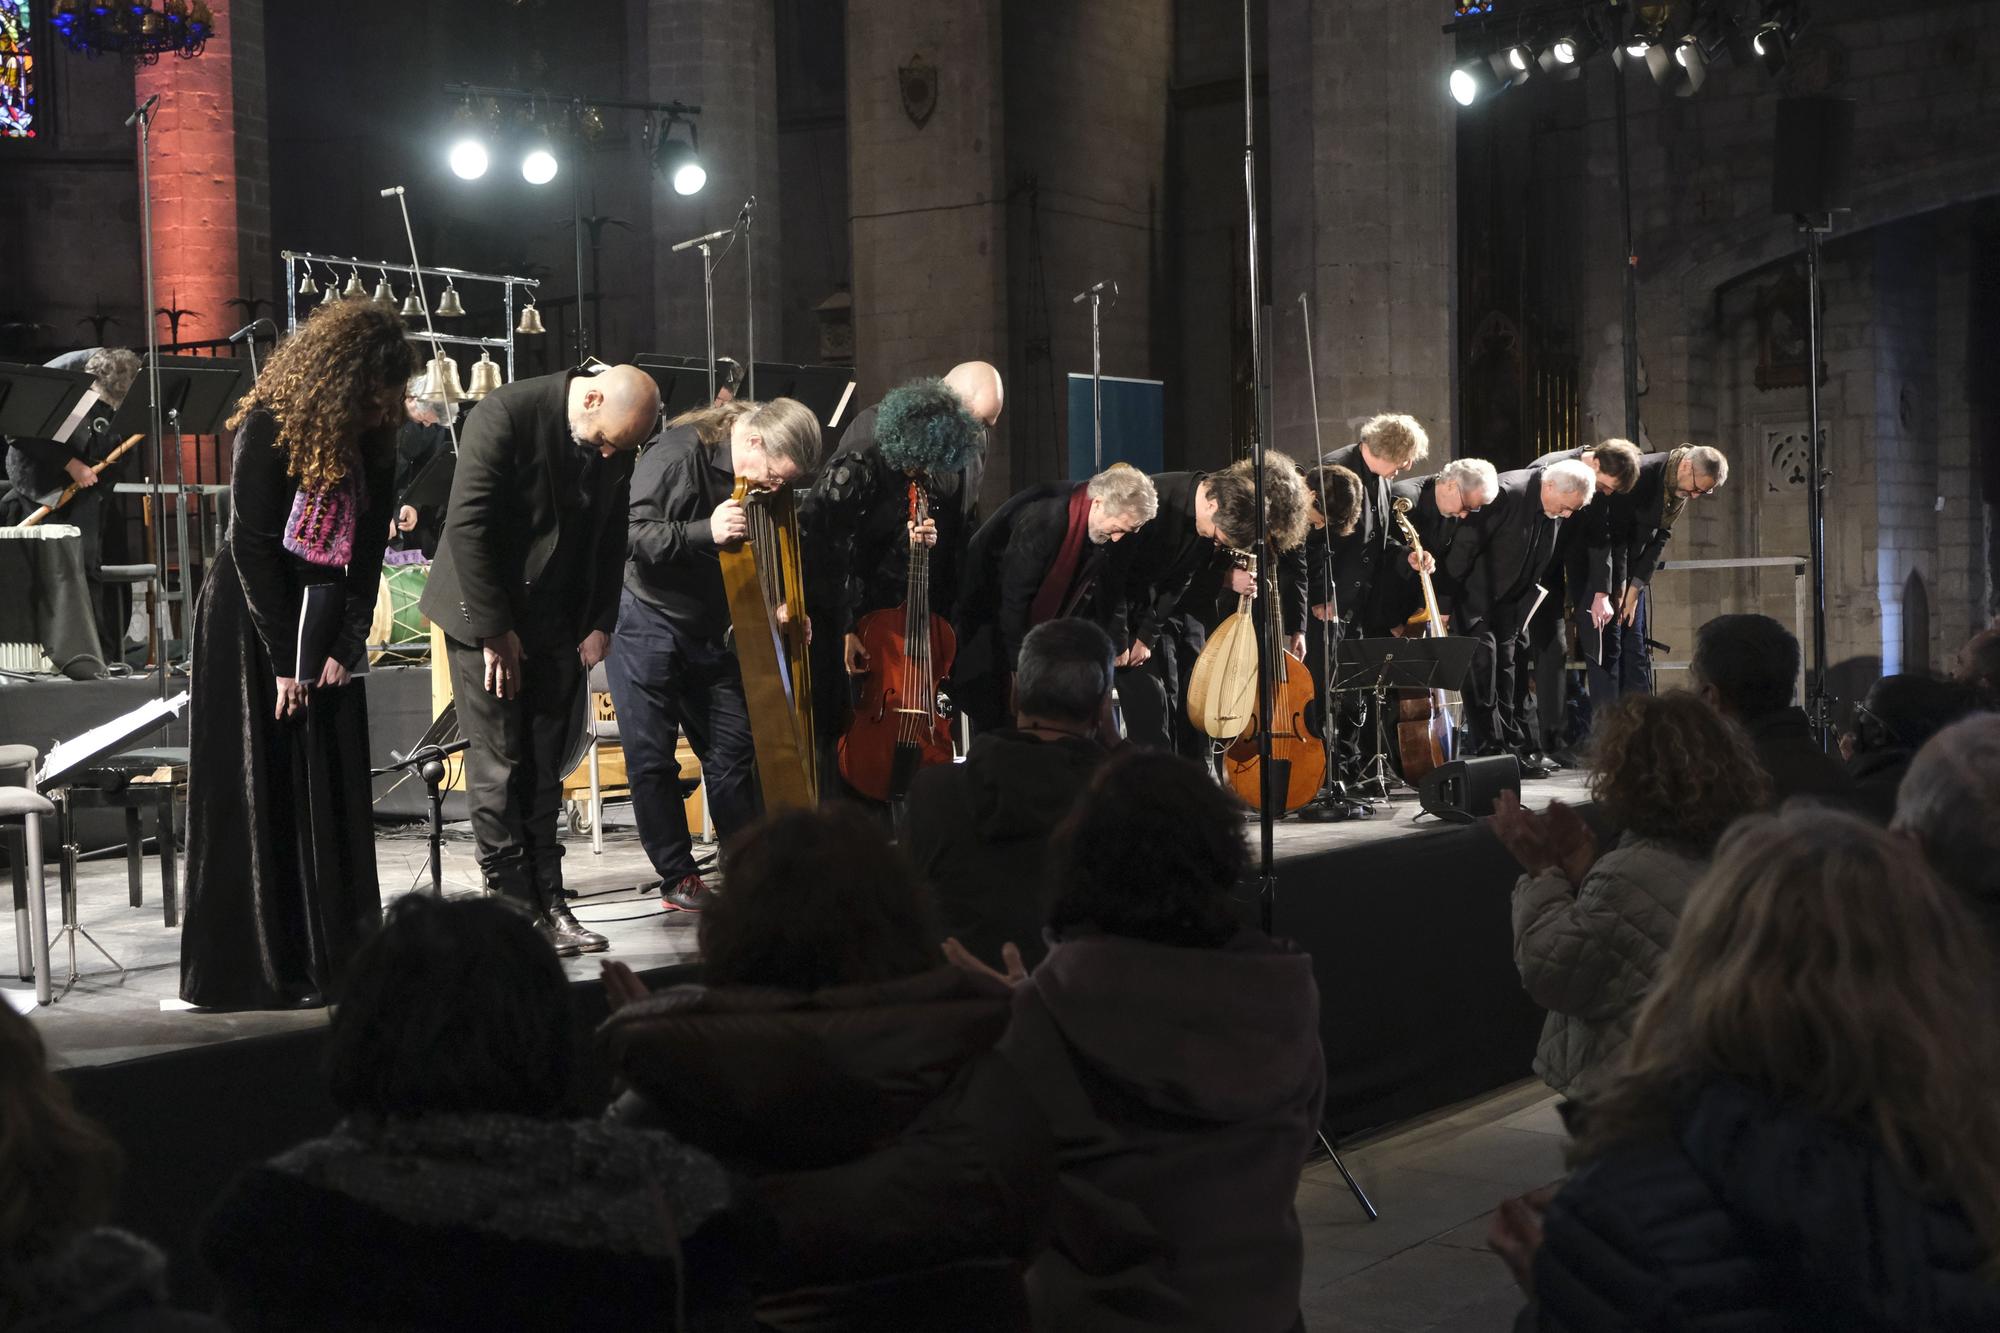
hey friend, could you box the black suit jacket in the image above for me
[420,371,633,650]
[1381,474,1464,623]
[1111,471,1223,649]
[955,480,1111,673]
[1320,442,1396,626]
[1449,468,1561,630]
[1604,450,1685,594]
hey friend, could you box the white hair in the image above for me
[1543,458,1597,502]
[1438,458,1498,505]
[1086,462,1158,521]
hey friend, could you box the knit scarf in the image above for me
[1030,483,1096,625]
[284,473,363,568]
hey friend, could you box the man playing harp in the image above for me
[608,398,824,913]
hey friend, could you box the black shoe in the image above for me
[660,873,717,913]
[1516,753,1558,779]
[1548,747,1584,769]
[532,913,584,957]
[545,900,609,953]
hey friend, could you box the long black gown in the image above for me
[179,411,394,1010]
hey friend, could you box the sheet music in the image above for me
[1523,583,1550,631]
[828,380,857,429]
[39,691,189,788]
[54,388,103,446]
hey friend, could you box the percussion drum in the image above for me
[368,561,432,664]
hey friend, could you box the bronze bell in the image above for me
[341,269,366,299]
[399,289,426,319]
[415,351,467,405]
[319,282,339,308]
[435,282,466,319]
[371,273,396,305]
[516,300,546,336]
[465,351,505,400]
[297,267,318,296]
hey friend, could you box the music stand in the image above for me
[749,360,801,400]
[634,361,717,420]
[1327,636,1480,799]
[0,363,96,444]
[786,365,858,429]
[400,447,455,513]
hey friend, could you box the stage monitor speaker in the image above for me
[1417,754,1521,823]
[1772,97,1856,217]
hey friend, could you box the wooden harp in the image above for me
[718,478,818,810]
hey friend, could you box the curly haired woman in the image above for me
[179,300,416,1010]
[1489,690,1769,1096]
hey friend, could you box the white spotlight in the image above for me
[522,147,558,186]
[448,138,489,181]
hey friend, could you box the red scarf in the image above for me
[1029,483,1095,625]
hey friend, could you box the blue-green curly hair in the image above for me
[875,377,983,474]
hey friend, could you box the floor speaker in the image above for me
[1417,754,1522,823]
[1772,97,1856,216]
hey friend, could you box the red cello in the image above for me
[838,484,957,801]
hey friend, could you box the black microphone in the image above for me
[737,195,756,229]
[1070,279,1119,304]
[226,317,275,345]
[124,93,160,128]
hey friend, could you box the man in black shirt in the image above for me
[422,364,659,955]
[610,398,824,911]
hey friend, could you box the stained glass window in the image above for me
[0,0,35,140]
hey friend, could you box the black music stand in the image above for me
[787,365,859,429]
[634,361,717,420]
[0,363,96,444]
[1327,636,1480,799]
[105,356,246,440]
[401,447,455,512]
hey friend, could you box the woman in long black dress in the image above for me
[180,301,417,1010]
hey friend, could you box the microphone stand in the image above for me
[1071,281,1115,470]
[371,739,470,896]
[379,187,461,453]
[743,197,757,401]
[671,211,747,404]
[131,92,170,701]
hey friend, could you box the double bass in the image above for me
[1222,558,1326,813]
[1390,496,1454,783]
[839,484,957,801]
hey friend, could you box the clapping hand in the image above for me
[1488,791,1596,882]
[942,936,1027,986]
[1489,1184,1558,1296]
[601,959,651,1012]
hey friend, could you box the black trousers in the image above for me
[1465,604,1532,755]
[1135,612,1208,759]
[1524,600,1566,754]
[1586,590,1654,705]
[443,632,582,910]
[606,590,760,884]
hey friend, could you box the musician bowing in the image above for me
[1379,456,1499,631]
[611,399,824,913]
[421,364,658,956]
[951,462,1159,735]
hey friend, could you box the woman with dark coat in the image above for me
[178,300,416,1010]
[988,750,1326,1333]
[597,807,1054,1333]
[201,895,754,1332]
[1518,808,2000,1330]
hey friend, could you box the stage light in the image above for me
[1752,21,1789,72]
[448,138,489,181]
[651,115,706,195]
[1449,62,1491,106]
[521,135,559,186]
[1538,31,1594,79]
[1504,43,1533,74]
[1672,37,1708,95]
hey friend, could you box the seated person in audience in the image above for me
[201,895,752,1332]
[1952,625,2000,706]
[0,1002,224,1333]
[597,807,1053,1333]
[977,750,1325,1333]
[1894,712,2000,953]
[1688,612,1853,806]
[1491,692,1767,1099]
[1513,808,2000,1330]
[1844,673,1982,824]
[904,617,1118,973]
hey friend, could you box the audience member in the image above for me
[990,750,1324,1333]
[1491,692,1768,1097]
[1894,711,2000,948]
[200,895,750,1332]
[597,807,1053,1332]
[1952,625,2000,705]
[1520,809,2000,1329]
[1688,613,1853,806]
[1844,673,1982,823]
[904,617,1116,972]
[0,1003,224,1332]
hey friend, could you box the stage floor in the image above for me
[5,769,1590,1070]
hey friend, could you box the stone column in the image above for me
[1268,0,1455,460]
[845,0,1010,504]
[648,0,783,379]
[134,0,269,348]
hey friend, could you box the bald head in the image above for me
[568,364,663,455]
[943,361,1004,427]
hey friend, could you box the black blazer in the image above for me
[1380,474,1464,623]
[1319,442,1396,623]
[1111,471,1222,649]
[1449,468,1560,628]
[420,371,633,650]
[1604,450,1683,594]
[955,480,1108,672]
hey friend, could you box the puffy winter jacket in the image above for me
[1530,1078,2000,1331]
[1512,833,1706,1096]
